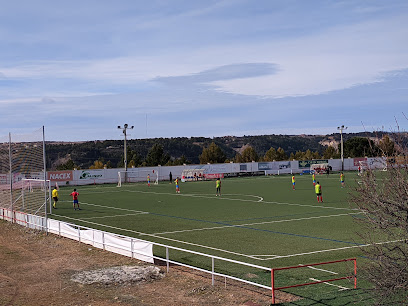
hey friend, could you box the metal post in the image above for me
[354,259,357,289]
[124,131,127,172]
[131,238,134,259]
[9,132,13,218]
[42,126,48,234]
[271,269,275,304]
[102,232,105,250]
[118,124,134,183]
[212,257,215,286]
[166,247,169,273]
[337,125,348,171]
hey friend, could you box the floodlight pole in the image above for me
[118,124,134,179]
[337,125,348,171]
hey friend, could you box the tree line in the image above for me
[54,134,396,170]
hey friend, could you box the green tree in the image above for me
[264,147,278,161]
[56,159,79,170]
[276,147,288,161]
[128,160,137,168]
[294,151,305,160]
[199,142,226,164]
[104,160,113,168]
[312,151,321,159]
[145,144,170,166]
[89,160,104,169]
[239,146,259,162]
[166,155,190,166]
[304,149,314,160]
[128,149,142,167]
[378,135,395,156]
[344,137,378,158]
[323,146,339,159]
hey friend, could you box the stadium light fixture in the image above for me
[337,125,348,171]
[118,124,134,173]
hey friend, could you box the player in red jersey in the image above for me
[70,188,80,210]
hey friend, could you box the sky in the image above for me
[1,0,408,141]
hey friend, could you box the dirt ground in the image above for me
[0,220,298,305]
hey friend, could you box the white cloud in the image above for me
[210,16,408,97]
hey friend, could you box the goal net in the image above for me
[0,127,48,217]
[16,179,51,215]
[117,169,159,187]
[310,163,329,174]
[181,169,205,182]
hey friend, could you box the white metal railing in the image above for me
[0,207,272,292]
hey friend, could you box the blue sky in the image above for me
[1,0,407,141]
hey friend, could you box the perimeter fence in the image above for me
[1,206,359,304]
[0,207,274,295]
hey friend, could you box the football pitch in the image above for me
[51,172,375,304]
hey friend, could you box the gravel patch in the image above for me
[71,265,163,285]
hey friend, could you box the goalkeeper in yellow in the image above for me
[315,181,323,203]
[52,186,59,209]
[216,178,221,196]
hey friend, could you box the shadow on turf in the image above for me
[279,288,375,305]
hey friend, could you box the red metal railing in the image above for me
[271,258,357,304]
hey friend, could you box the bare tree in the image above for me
[350,136,408,304]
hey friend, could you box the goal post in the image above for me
[18,178,51,215]
[117,168,159,187]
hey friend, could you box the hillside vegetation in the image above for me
[47,132,397,170]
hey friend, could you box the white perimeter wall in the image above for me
[55,157,385,186]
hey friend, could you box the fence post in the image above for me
[166,247,169,273]
[102,232,105,250]
[58,221,61,236]
[212,257,215,286]
[271,268,275,304]
[131,238,134,259]
[354,258,357,289]
[78,227,81,243]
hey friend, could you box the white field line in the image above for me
[309,278,350,290]
[52,214,265,260]
[299,264,338,275]
[81,212,149,220]
[61,200,148,214]
[255,239,404,260]
[153,213,358,235]
[79,188,356,212]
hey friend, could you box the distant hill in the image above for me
[46,131,396,170]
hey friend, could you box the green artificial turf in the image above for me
[51,171,377,304]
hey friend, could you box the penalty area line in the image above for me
[254,239,404,260]
[81,212,149,220]
[153,213,358,235]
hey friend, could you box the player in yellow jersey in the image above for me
[216,178,221,196]
[52,186,59,209]
[312,173,316,186]
[147,174,150,187]
[291,174,295,190]
[340,172,345,188]
[175,177,180,193]
[315,181,323,202]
